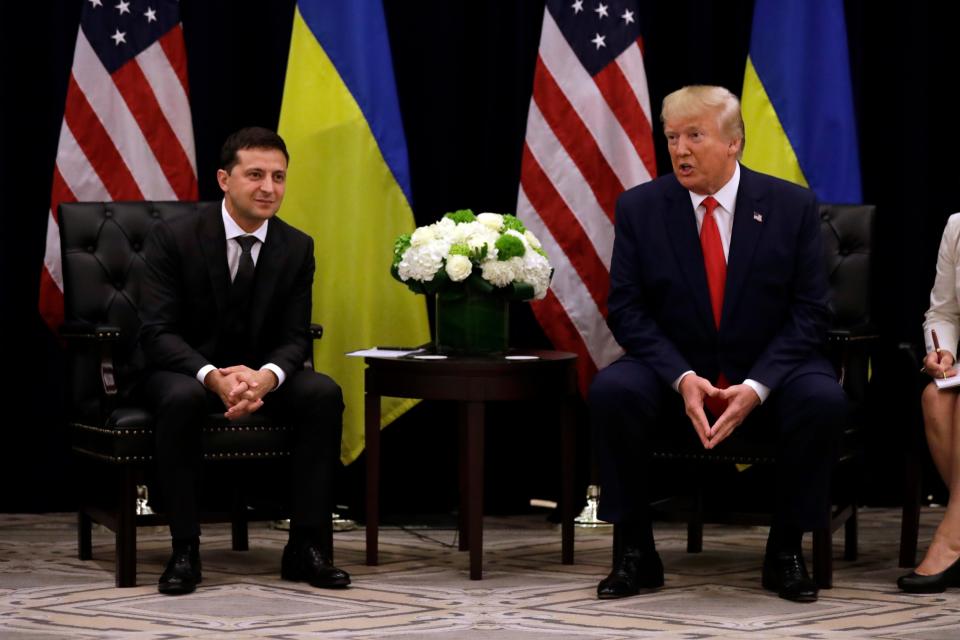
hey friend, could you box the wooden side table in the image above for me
[363,350,578,579]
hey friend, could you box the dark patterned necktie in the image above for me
[230,235,258,307]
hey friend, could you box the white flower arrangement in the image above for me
[392,209,552,300]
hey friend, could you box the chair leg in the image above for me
[78,511,92,560]
[116,466,138,588]
[844,505,858,561]
[812,527,832,589]
[687,484,703,553]
[231,519,249,552]
[231,489,249,552]
[900,451,923,568]
[611,522,621,566]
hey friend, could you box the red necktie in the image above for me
[700,196,729,418]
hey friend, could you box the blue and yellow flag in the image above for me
[741,0,862,203]
[278,0,430,464]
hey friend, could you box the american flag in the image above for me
[517,0,656,394]
[39,0,197,331]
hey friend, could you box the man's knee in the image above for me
[153,375,207,417]
[589,366,659,422]
[284,370,344,420]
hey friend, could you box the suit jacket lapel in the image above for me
[663,182,715,334]
[248,220,288,340]
[198,204,231,316]
[721,167,765,330]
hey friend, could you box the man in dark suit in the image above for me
[590,86,846,603]
[136,127,350,595]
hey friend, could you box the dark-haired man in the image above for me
[136,127,349,595]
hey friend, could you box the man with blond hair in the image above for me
[590,85,846,603]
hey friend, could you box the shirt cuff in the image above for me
[743,378,770,404]
[262,363,285,390]
[197,364,216,386]
[673,370,695,392]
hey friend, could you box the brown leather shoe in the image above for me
[281,543,351,589]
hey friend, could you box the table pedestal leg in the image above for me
[463,401,484,580]
[365,389,380,566]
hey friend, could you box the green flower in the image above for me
[444,209,477,224]
[495,233,525,261]
[449,243,471,256]
[502,214,526,233]
[393,233,412,267]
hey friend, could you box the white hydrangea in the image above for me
[444,254,473,282]
[432,216,457,240]
[520,249,552,299]
[397,241,446,282]
[481,257,521,288]
[465,226,500,259]
[476,212,504,231]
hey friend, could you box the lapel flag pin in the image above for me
[753,211,763,223]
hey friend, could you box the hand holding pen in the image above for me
[923,329,956,379]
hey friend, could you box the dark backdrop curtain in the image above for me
[0,0,951,513]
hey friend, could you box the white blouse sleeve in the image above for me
[924,213,960,357]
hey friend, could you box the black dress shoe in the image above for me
[597,547,664,599]
[898,555,960,593]
[762,551,818,602]
[158,544,201,595]
[281,543,351,589]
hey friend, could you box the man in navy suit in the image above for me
[590,86,846,602]
[136,127,350,595]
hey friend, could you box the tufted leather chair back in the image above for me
[59,201,211,354]
[820,203,875,332]
[59,202,213,412]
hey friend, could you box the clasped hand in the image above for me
[678,374,761,449]
[204,365,278,420]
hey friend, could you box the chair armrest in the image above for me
[60,323,120,401]
[827,325,880,345]
[60,323,123,342]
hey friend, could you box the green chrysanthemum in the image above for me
[495,233,525,261]
[444,209,477,224]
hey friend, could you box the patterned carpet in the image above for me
[0,509,958,638]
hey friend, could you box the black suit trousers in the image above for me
[137,369,344,539]
[589,356,847,532]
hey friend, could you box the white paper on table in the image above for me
[346,348,425,358]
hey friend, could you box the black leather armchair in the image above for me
[633,203,876,589]
[60,201,325,587]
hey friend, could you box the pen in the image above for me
[932,329,947,379]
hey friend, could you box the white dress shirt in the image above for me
[924,212,960,359]
[195,201,285,389]
[673,163,770,404]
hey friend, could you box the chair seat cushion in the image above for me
[71,407,295,463]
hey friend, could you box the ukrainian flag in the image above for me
[278,0,430,464]
[741,0,862,203]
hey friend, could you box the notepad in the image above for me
[935,375,960,390]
